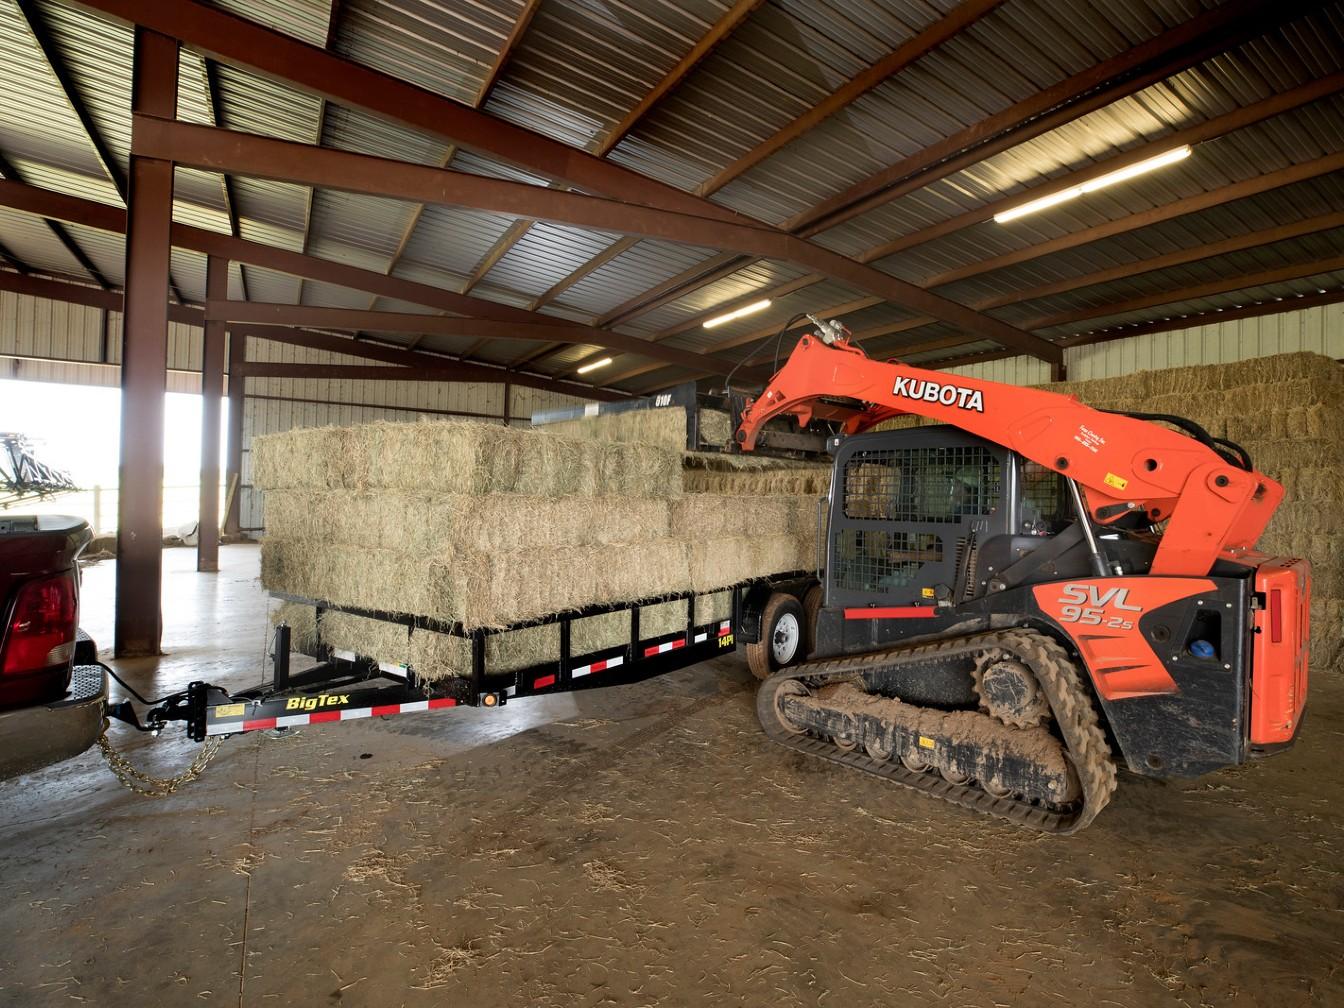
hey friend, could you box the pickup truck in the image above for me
[0,515,106,780]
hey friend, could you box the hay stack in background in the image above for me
[1047,352,1344,670]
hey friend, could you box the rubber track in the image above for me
[757,629,1118,834]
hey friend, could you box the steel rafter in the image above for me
[132,116,1059,362]
[583,0,1316,337]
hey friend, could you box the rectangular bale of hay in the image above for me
[253,418,681,498]
[262,538,693,628]
[264,490,672,555]
[539,406,689,452]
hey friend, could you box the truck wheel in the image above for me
[747,593,805,680]
[802,584,823,658]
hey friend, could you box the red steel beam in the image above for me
[208,299,758,376]
[0,178,752,381]
[71,0,746,225]
[592,0,1319,334]
[551,0,1004,332]
[198,255,226,572]
[223,326,244,535]
[115,28,177,658]
[228,325,627,402]
[134,117,1058,363]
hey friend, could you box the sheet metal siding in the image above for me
[1064,302,1344,381]
[1,354,202,393]
[0,290,103,362]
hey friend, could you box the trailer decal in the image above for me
[208,696,459,736]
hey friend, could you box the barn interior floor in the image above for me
[1,544,1339,1007]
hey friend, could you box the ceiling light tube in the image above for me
[994,145,1192,224]
[703,298,772,328]
[577,357,612,375]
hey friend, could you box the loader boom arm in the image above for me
[736,332,1283,577]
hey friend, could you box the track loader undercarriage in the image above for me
[756,629,1118,834]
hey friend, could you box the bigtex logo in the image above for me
[285,694,350,711]
[892,376,985,413]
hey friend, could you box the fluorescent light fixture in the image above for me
[576,357,612,375]
[994,146,1192,224]
[703,298,771,328]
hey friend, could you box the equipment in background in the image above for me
[0,434,78,508]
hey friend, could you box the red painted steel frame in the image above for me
[737,333,1284,578]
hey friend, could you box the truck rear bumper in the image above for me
[0,664,106,781]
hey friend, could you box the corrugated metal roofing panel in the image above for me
[0,2,106,181]
[57,222,126,287]
[484,0,734,152]
[556,240,721,318]
[298,277,389,310]
[3,157,121,207]
[483,222,623,299]
[320,103,449,166]
[172,167,232,233]
[29,1,133,184]
[169,247,208,302]
[307,188,419,271]
[633,258,809,335]
[0,206,84,276]
[214,63,322,143]
[333,0,525,106]
[395,203,520,281]
[208,0,332,47]
[237,264,302,305]
[233,178,311,252]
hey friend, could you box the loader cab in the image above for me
[825,426,1069,615]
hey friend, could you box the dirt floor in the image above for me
[0,544,1340,1007]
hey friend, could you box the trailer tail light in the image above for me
[1249,558,1310,746]
[2,572,78,680]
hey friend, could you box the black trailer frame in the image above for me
[179,573,818,742]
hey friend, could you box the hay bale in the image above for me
[261,538,693,628]
[540,406,689,452]
[687,536,803,592]
[698,409,733,447]
[254,419,680,498]
[264,490,672,554]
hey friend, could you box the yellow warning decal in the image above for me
[918,735,936,750]
[214,703,245,718]
[1104,472,1128,490]
[920,587,936,598]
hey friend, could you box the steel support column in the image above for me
[224,327,245,536]
[198,255,226,572]
[114,28,177,657]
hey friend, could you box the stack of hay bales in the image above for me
[1046,352,1343,669]
[257,409,828,680]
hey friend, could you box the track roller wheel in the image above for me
[763,679,810,735]
[864,737,893,762]
[901,751,930,773]
[747,593,805,681]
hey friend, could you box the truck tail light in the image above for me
[2,572,78,677]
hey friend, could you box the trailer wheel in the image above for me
[747,593,805,680]
[802,584,823,659]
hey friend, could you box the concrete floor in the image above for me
[0,544,1340,1007]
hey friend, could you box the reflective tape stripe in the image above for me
[718,622,732,636]
[694,633,707,643]
[643,639,687,657]
[572,655,623,679]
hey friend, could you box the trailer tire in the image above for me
[802,584,823,658]
[747,593,805,680]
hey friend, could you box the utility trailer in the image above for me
[119,573,821,743]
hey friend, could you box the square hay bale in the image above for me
[539,406,689,452]
[687,536,802,592]
[261,538,693,628]
[263,490,672,554]
[254,419,681,499]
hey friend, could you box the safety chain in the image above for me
[95,726,223,798]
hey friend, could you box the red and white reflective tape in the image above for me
[572,654,623,679]
[207,696,458,736]
[718,621,731,636]
[643,638,687,658]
